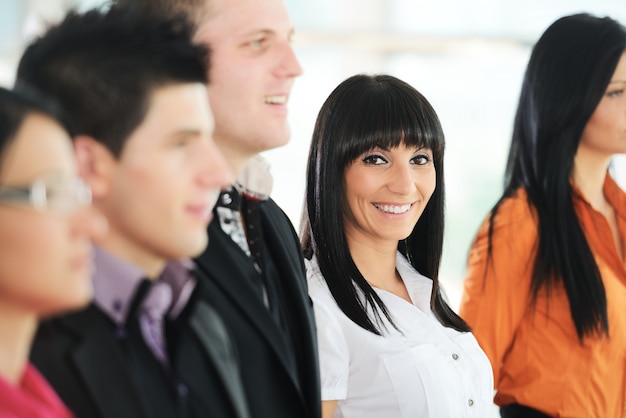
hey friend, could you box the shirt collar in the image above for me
[571,172,626,219]
[236,154,273,201]
[216,154,273,211]
[395,252,433,313]
[603,173,626,219]
[92,247,197,325]
[92,246,145,326]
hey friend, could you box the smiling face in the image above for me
[342,144,436,250]
[195,0,303,173]
[91,83,233,275]
[577,52,626,159]
[0,113,107,316]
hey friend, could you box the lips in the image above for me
[372,203,413,214]
[186,204,213,222]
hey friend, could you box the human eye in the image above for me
[362,153,388,165]
[171,134,196,148]
[411,152,432,166]
[606,88,624,98]
[245,34,271,52]
[173,137,190,147]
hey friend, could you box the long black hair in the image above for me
[301,74,469,335]
[489,13,626,341]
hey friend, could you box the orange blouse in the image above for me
[460,174,626,417]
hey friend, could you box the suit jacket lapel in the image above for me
[188,299,250,418]
[61,306,148,418]
[260,201,321,407]
[196,221,299,385]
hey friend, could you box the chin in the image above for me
[40,293,92,318]
[182,236,209,258]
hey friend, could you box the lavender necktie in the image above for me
[139,281,173,366]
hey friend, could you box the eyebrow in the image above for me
[170,129,206,140]
[242,29,274,38]
[608,80,626,84]
[242,28,296,39]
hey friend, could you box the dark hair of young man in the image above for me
[15,7,209,157]
[112,0,211,26]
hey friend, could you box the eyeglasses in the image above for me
[0,173,92,213]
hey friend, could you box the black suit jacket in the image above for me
[194,198,321,418]
[30,282,249,418]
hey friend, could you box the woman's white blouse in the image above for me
[306,253,494,418]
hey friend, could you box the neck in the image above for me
[214,139,254,177]
[572,147,612,210]
[0,303,37,385]
[95,234,165,280]
[347,235,398,289]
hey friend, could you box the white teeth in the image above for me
[264,95,287,104]
[373,203,412,214]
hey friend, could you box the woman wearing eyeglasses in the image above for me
[0,86,107,417]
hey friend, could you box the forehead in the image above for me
[199,0,293,38]
[122,83,212,148]
[0,113,73,182]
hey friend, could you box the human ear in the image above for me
[73,136,116,199]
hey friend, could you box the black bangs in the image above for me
[301,73,470,336]
[336,74,445,168]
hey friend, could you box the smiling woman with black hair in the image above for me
[301,74,493,418]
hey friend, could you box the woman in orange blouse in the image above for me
[460,13,626,418]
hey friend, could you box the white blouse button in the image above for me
[452,353,459,360]
[468,399,474,407]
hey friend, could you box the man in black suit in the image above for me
[113,1,322,417]
[17,8,249,418]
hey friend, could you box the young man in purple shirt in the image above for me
[17,8,249,418]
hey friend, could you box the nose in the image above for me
[388,163,417,196]
[276,40,303,78]
[196,140,235,190]
[71,205,108,242]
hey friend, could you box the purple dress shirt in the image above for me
[92,246,197,368]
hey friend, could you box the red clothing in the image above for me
[0,363,72,418]
[460,175,626,417]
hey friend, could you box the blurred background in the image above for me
[1,0,625,311]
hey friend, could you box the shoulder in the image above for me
[305,257,347,321]
[464,188,539,289]
[259,197,291,222]
[36,304,103,342]
[259,198,301,246]
[472,188,538,246]
[492,188,537,228]
[305,257,332,301]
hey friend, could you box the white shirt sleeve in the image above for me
[310,292,350,401]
